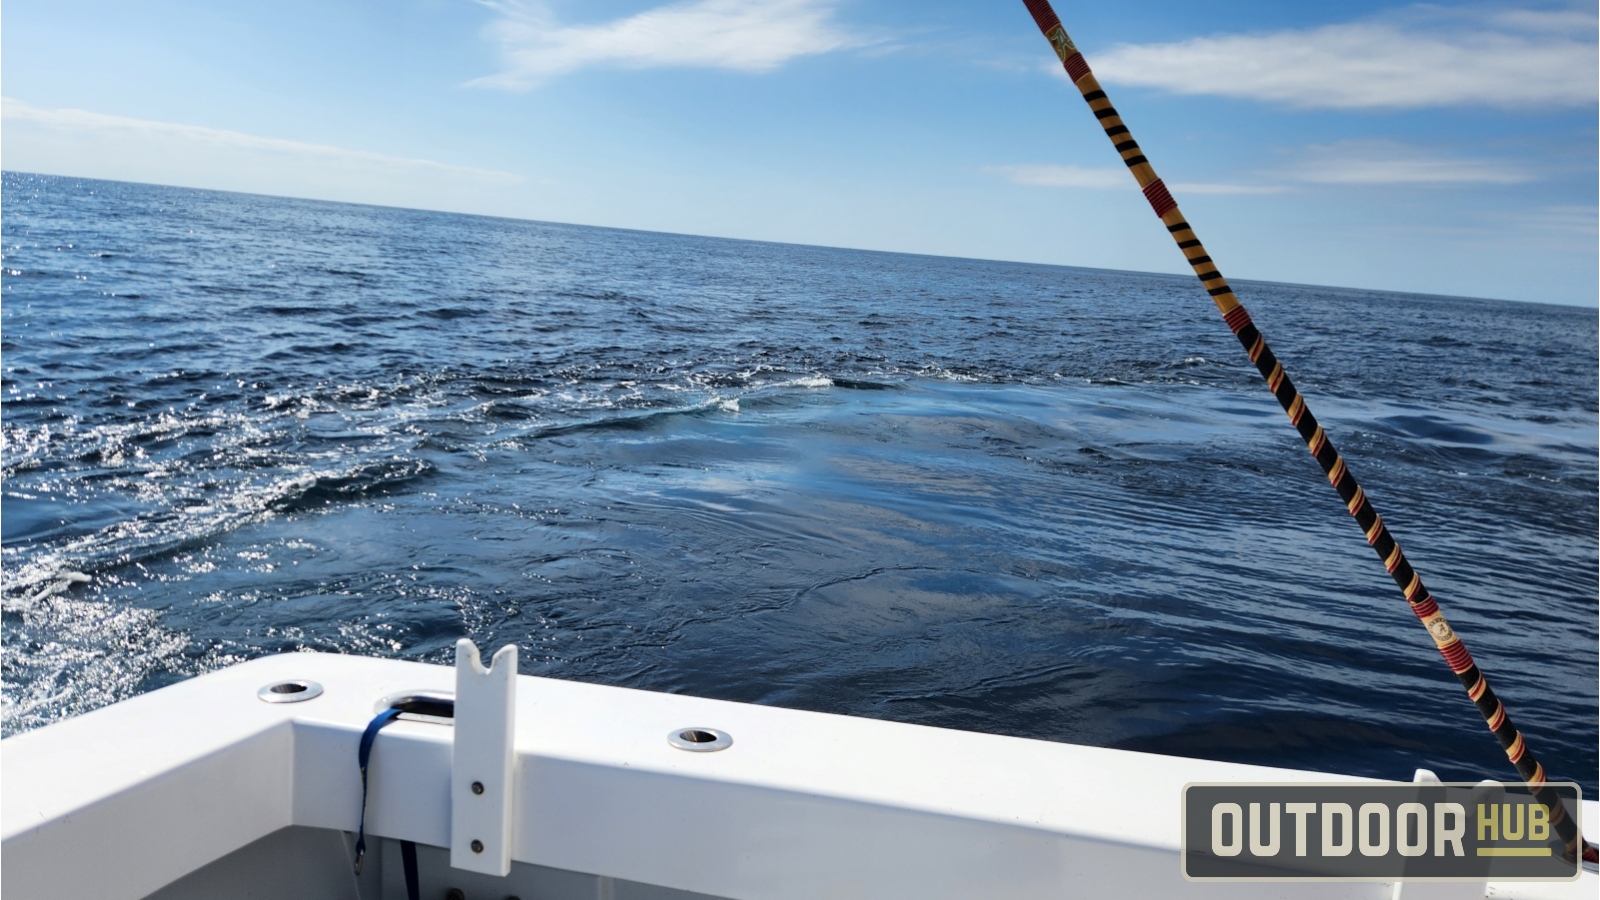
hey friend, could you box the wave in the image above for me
[2,453,433,609]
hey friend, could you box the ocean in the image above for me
[3,172,1595,792]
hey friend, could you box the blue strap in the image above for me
[401,838,420,898]
[354,707,421,900]
[354,707,402,874]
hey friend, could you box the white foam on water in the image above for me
[1,589,191,734]
[786,376,834,389]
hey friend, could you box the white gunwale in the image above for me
[3,651,1594,900]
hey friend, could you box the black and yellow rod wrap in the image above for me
[1017,0,1592,860]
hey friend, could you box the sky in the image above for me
[3,0,1596,305]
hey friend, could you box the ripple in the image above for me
[2,173,1594,795]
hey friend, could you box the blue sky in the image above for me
[4,0,1596,305]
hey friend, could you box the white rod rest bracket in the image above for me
[450,639,518,876]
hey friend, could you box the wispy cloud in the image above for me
[988,164,1281,195]
[471,0,865,90]
[1090,5,1598,109]
[989,140,1532,196]
[2,98,529,215]
[1509,204,1598,234]
[2,99,522,183]
[1282,141,1537,185]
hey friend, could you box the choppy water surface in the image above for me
[4,173,1595,790]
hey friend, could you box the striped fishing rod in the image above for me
[1017,0,1593,862]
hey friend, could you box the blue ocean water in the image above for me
[3,172,1595,791]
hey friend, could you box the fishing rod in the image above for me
[1016,0,1594,863]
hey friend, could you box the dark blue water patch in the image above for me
[422,306,483,320]
[2,172,1595,796]
[832,378,898,391]
[1376,414,1496,445]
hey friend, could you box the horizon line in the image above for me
[2,169,1588,312]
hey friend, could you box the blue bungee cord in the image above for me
[355,706,420,900]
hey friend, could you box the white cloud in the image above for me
[3,100,521,183]
[990,140,1532,197]
[1283,141,1537,185]
[988,164,1283,196]
[1508,204,1598,234]
[987,164,1128,189]
[471,0,863,90]
[1091,5,1598,109]
[2,99,524,210]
